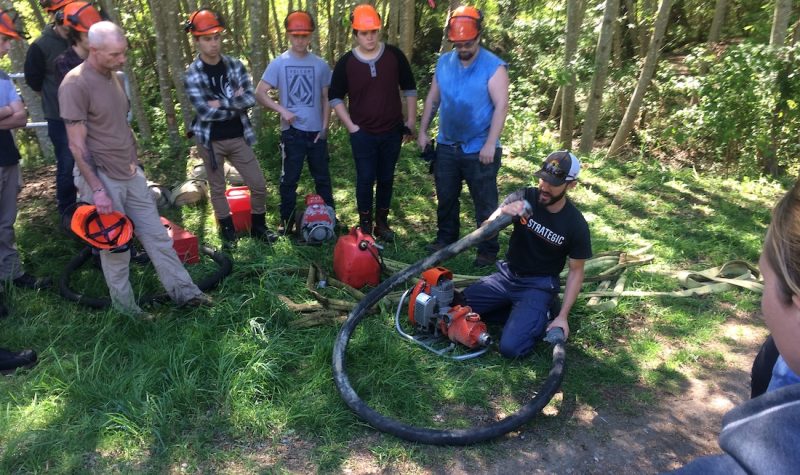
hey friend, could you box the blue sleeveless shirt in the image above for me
[435,47,507,154]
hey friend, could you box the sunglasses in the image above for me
[453,40,476,49]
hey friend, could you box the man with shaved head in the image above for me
[59,21,212,318]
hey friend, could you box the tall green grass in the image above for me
[0,127,787,471]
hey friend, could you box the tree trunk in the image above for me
[385,0,400,46]
[8,41,52,159]
[148,0,181,146]
[608,0,673,157]
[270,0,286,52]
[697,0,728,78]
[579,0,619,154]
[549,85,563,120]
[439,0,461,53]
[308,0,321,55]
[160,0,193,131]
[248,0,266,130]
[399,0,415,61]
[559,0,586,150]
[623,0,640,57]
[708,0,727,43]
[770,0,793,47]
[25,0,47,31]
[638,0,656,57]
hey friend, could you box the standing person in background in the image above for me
[255,10,335,236]
[0,8,47,373]
[418,6,509,267]
[54,2,103,84]
[60,22,212,317]
[0,9,51,292]
[24,0,77,218]
[329,3,417,242]
[183,8,277,244]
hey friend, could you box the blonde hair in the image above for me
[764,181,800,303]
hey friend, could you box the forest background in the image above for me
[1,0,800,473]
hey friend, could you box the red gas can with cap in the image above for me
[333,227,381,288]
[225,186,251,232]
[160,217,199,264]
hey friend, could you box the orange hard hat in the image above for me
[285,11,314,35]
[350,4,381,31]
[0,9,24,40]
[185,9,225,36]
[57,2,102,33]
[39,0,77,13]
[447,6,482,42]
[70,204,135,251]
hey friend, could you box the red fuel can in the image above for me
[160,217,200,264]
[225,186,251,232]
[333,227,381,288]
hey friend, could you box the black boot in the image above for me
[374,208,395,242]
[0,347,37,375]
[358,210,373,235]
[218,216,237,244]
[251,213,278,243]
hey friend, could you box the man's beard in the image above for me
[539,188,566,206]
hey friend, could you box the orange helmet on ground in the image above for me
[0,9,24,40]
[350,4,381,31]
[56,2,102,33]
[447,6,482,42]
[71,204,134,251]
[39,0,77,13]
[285,11,314,35]
[184,9,225,36]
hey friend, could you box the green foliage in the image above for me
[650,42,800,174]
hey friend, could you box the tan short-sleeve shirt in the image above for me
[59,62,138,180]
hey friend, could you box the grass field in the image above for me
[0,127,790,472]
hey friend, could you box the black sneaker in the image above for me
[184,293,214,308]
[0,348,38,375]
[12,273,52,290]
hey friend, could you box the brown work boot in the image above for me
[358,210,373,235]
[374,208,395,242]
[473,253,497,268]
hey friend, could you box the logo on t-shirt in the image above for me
[286,66,314,108]
[521,217,565,247]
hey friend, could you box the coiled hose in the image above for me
[59,245,233,309]
[332,214,567,445]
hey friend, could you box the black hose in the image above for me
[332,214,567,445]
[59,245,233,309]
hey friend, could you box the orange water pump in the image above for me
[397,267,491,359]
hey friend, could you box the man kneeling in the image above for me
[461,151,591,358]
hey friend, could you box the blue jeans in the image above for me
[433,143,501,256]
[280,127,334,221]
[463,261,559,358]
[47,118,77,215]
[349,127,402,213]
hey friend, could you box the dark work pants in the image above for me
[463,261,559,359]
[349,127,402,213]
[279,127,334,221]
[751,335,779,399]
[433,143,501,256]
[47,118,77,215]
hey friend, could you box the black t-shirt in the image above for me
[0,130,21,167]
[503,188,592,276]
[202,60,244,141]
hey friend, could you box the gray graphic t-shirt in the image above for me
[262,50,332,132]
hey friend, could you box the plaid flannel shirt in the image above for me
[184,54,257,147]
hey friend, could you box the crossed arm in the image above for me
[0,100,27,130]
